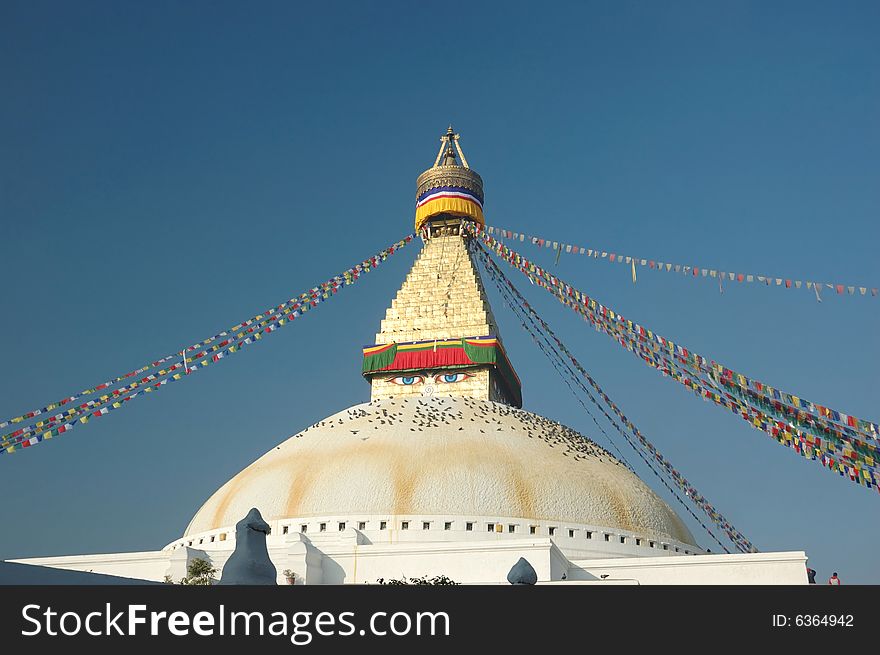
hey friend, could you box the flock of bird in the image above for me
[286,395,624,468]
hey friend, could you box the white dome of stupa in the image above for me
[183,396,696,547]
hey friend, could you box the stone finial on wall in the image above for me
[218,508,277,585]
[507,557,538,585]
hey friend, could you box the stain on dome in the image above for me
[184,396,695,546]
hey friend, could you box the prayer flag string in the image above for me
[475,224,878,445]
[486,225,878,301]
[0,234,416,455]
[465,222,879,492]
[474,241,750,553]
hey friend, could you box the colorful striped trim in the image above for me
[416,185,483,207]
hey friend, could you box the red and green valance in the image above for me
[362,336,522,406]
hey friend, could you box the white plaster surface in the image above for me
[8,542,808,586]
[183,396,695,546]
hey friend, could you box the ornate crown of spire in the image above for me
[414,126,485,232]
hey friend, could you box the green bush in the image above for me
[178,558,217,585]
[375,574,459,585]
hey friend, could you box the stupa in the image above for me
[6,129,807,584]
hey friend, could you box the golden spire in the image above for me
[415,126,484,232]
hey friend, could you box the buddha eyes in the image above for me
[386,372,473,385]
[437,373,470,384]
[389,375,425,386]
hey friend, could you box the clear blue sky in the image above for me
[1,1,877,581]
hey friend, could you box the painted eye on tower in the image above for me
[388,375,424,386]
[435,372,472,384]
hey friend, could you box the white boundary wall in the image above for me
[8,537,807,585]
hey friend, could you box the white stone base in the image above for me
[7,535,807,585]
